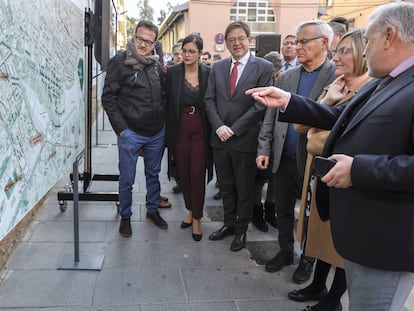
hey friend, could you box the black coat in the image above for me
[102,51,165,137]
[165,62,213,182]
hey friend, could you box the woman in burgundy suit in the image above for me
[165,34,212,241]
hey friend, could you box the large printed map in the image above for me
[0,0,84,239]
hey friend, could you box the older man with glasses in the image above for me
[257,19,336,284]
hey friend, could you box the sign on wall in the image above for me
[0,0,85,239]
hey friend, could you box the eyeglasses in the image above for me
[294,36,325,45]
[283,41,296,46]
[331,46,353,57]
[181,49,199,55]
[134,35,154,47]
[227,36,247,44]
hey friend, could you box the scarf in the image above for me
[124,37,159,70]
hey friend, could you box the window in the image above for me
[230,1,276,51]
[230,0,276,27]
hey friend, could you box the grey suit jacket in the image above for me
[257,59,336,172]
[205,54,273,152]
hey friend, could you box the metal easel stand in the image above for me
[56,7,116,270]
[57,8,119,213]
[58,154,104,270]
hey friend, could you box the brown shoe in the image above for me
[146,211,168,229]
[119,218,132,237]
[159,198,172,208]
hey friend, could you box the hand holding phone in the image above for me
[311,156,336,178]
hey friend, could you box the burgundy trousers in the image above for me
[175,107,206,220]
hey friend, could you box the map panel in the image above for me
[0,0,84,239]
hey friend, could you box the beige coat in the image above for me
[295,76,372,268]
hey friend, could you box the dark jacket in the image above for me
[102,51,165,137]
[205,54,274,152]
[165,62,213,182]
[258,59,336,174]
[280,65,414,272]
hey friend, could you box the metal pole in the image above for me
[83,27,93,192]
[56,8,104,271]
[73,157,80,262]
[95,63,99,145]
[58,152,104,271]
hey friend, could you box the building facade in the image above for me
[319,0,414,30]
[158,0,320,59]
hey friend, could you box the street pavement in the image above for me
[0,114,412,310]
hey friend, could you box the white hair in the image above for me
[368,2,414,45]
[295,19,334,49]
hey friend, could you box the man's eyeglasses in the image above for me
[134,35,155,47]
[182,49,199,55]
[294,36,325,45]
[227,36,247,44]
[331,47,353,57]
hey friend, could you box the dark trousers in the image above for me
[273,155,302,253]
[254,166,275,206]
[175,110,206,220]
[213,146,256,233]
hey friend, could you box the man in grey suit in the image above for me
[257,20,336,283]
[248,3,414,309]
[205,20,273,252]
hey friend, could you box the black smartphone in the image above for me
[311,156,336,178]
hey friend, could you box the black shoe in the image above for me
[292,255,315,284]
[209,225,234,241]
[213,190,222,200]
[265,251,293,273]
[192,232,203,241]
[302,302,342,311]
[146,211,168,229]
[264,201,278,228]
[288,287,328,302]
[230,232,246,252]
[180,221,192,229]
[252,204,268,232]
[252,218,269,232]
[172,184,182,193]
[119,218,132,237]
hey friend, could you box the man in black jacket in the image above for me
[102,20,167,237]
